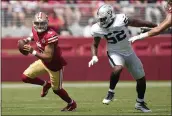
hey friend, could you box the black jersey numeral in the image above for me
[105,30,127,44]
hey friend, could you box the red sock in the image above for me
[22,74,45,86]
[53,88,72,103]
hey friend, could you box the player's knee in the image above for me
[21,74,28,83]
[136,76,145,81]
[113,65,123,74]
[134,70,145,80]
[21,74,30,83]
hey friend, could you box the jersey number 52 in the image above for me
[104,30,126,44]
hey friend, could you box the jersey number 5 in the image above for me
[105,30,126,44]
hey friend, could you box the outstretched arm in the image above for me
[88,37,101,67]
[91,37,101,57]
[127,17,157,28]
[128,14,172,43]
[147,14,172,37]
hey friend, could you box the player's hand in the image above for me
[140,27,151,33]
[23,45,34,53]
[128,35,142,43]
[23,38,29,43]
[88,56,98,67]
[129,31,149,43]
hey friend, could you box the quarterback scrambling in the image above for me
[88,4,157,112]
[19,12,77,111]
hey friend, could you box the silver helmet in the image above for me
[97,4,114,28]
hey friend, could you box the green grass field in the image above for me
[2,81,171,115]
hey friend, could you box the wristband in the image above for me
[92,56,98,62]
[92,56,98,59]
[32,50,37,56]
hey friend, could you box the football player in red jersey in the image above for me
[129,0,172,43]
[20,12,77,111]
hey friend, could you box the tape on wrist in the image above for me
[139,32,149,39]
[27,37,32,42]
[32,50,37,56]
[92,56,97,59]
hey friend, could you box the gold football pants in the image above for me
[23,60,63,90]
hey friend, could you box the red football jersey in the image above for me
[32,26,67,71]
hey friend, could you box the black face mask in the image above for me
[99,17,107,25]
[99,17,107,22]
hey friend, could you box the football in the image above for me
[17,39,29,56]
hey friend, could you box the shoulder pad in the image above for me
[115,14,129,26]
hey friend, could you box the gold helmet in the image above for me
[33,12,48,33]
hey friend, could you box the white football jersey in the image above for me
[91,14,134,56]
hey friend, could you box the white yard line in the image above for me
[1,82,171,88]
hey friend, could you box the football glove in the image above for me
[128,32,149,43]
[88,56,98,67]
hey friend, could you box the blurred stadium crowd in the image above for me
[2,0,171,38]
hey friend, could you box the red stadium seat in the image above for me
[132,42,153,56]
[154,42,172,55]
[59,44,75,56]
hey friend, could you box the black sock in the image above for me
[136,77,146,100]
[109,70,121,90]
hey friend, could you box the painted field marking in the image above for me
[1,82,171,88]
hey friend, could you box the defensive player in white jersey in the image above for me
[88,4,157,112]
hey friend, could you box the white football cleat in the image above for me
[135,101,152,112]
[102,91,114,105]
